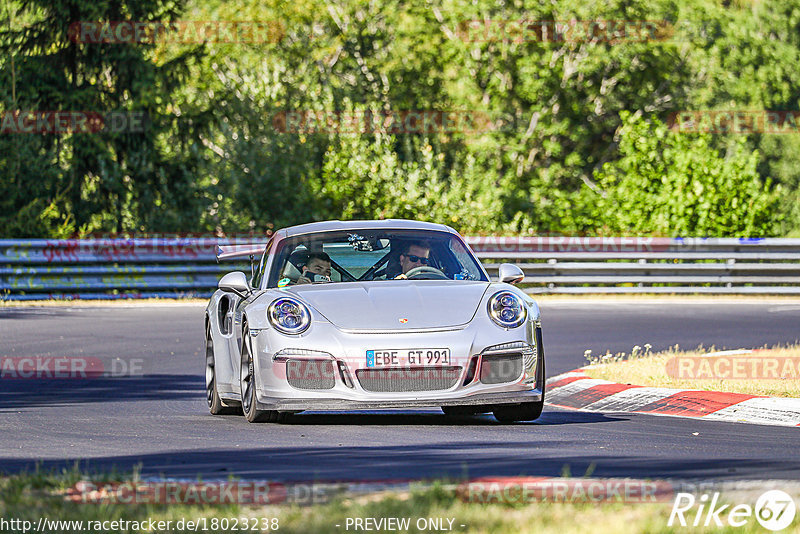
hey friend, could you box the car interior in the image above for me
[270,232,483,287]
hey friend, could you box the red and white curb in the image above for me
[545,370,800,427]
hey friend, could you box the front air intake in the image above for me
[479,354,523,384]
[356,367,462,392]
[286,359,336,390]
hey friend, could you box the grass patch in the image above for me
[2,469,793,534]
[583,344,800,397]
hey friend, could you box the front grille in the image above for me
[480,354,523,384]
[356,366,462,392]
[286,359,335,390]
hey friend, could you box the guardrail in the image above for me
[471,237,800,294]
[0,238,256,300]
[1,237,799,300]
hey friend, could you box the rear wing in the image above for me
[215,244,267,262]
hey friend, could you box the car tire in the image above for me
[240,325,286,423]
[492,400,544,423]
[206,323,240,415]
[494,349,546,423]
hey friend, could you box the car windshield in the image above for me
[267,229,488,287]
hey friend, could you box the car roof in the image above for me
[277,219,458,238]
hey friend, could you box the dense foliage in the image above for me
[1,0,798,237]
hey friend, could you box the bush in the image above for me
[587,112,781,236]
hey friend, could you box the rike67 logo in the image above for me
[669,490,796,531]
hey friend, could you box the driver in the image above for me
[297,252,332,284]
[396,242,431,278]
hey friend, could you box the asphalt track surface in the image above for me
[1,300,799,482]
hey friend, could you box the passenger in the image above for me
[297,252,332,284]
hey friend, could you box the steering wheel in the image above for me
[404,266,449,280]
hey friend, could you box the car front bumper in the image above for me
[250,319,545,412]
[255,388,543,411]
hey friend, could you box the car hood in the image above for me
[284,281,491,330]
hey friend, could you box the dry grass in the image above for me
[3,471,799,534]
[583,345,800,397]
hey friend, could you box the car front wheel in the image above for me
[240,326,286,423]
[492,400,544,423]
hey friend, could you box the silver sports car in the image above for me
[205,220,545,423]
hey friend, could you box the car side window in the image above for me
[250,238,273,289]
[448,238,483,280]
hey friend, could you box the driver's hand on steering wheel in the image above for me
[394,273,408,280]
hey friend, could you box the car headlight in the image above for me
[487,291,526,328]
[268,298,311,334]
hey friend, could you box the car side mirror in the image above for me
[218,271,251,298]
[498,263,525,285]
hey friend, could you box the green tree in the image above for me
[0,0,210,236]
[590,112,780,236]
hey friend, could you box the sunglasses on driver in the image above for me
[404,254,429,265]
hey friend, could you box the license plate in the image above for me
[366,348,451,367]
